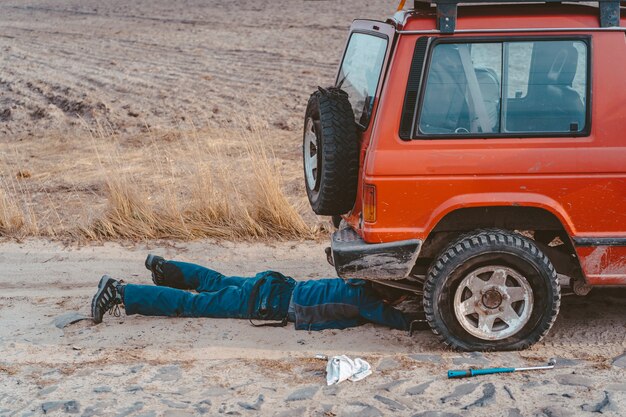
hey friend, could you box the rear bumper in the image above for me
[331,227,422,280]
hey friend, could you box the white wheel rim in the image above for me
[304,117,319,190]
[453,265,534,341]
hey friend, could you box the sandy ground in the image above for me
[0,0,392,137]
[1,239,626,417]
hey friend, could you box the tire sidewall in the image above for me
[303,95,322,204]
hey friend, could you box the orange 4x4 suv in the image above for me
[303,0,625,350]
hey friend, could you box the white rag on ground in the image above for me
[325,355,372,385]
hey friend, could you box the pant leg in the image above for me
[123,283,250,318]
[166,261,250,292]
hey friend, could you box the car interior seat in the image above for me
[508,42,585,132]
[544,44,586,131]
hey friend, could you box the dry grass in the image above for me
[0,188,23,234]
[0,170,39,237]
[0,120,322,242]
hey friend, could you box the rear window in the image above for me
[337,32,388,128]
[417,39,589,137]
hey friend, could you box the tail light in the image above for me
[363,184,377,223]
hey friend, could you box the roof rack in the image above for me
[412,0,622,33]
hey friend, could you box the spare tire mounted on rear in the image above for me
[303,87,359,215]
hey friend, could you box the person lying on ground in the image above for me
[91,254,425,331]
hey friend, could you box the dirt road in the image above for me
[1,240,625,416]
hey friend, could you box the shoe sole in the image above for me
[91,275,114,324]
[145,254,156,271]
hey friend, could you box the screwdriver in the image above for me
[448,358,556,379]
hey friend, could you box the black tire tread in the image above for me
[304,88,359,215]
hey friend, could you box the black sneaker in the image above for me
[91,275,123,324]
[145,254,166,286]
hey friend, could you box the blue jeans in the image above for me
[123,261,295,320]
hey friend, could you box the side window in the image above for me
[416,39,588,137]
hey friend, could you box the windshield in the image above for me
[337,32,388,128]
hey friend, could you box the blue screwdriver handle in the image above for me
[448,367,516,378]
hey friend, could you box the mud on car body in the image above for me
[302,0,626,350]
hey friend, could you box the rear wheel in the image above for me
[423,229,560,351]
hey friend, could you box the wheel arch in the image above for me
[414,202,583,280]
[423,193,576,237]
